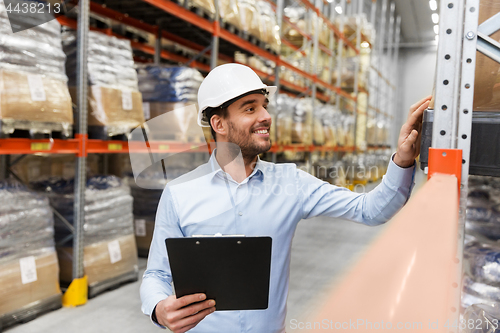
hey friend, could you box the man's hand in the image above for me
[394,96,432,168]
[155,293,216,333]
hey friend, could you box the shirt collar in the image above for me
[209,149,265,182]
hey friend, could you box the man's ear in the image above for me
[211,114,227,138]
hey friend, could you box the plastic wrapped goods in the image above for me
[137,66,204,103]
[276,94,293,145]
[313,106,325,146]
[127,177,165,256]
[219,0,261,38]
[32,175,134,247]
[464,242,500,286]
[0,1,67,81]
[0,180,56,262]
[256,0,280,52]
[466,183,500,240]
[33,176,138,287]
[292,98,313,145]
[0,70,73,134]
[0,1,73,135]
[462,304,500,332]
[0,179,61,319]
[63,30,138,90]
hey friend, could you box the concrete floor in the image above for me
[7,175,423,333]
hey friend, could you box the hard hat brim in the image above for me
[198,85,277,127]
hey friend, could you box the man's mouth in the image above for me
[252,128,269,136]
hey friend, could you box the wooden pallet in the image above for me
[0,294,62,332]
[220,21,270,51]
[0,120,72,140]
[88,267,139,299]
[88,125,148,141]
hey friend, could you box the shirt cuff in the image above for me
[385,153,416,196]
[151,304,167,329]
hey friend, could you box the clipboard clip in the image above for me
[191,233,246,237]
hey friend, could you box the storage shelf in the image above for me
[88,0,357,102]
[0,139,355,155]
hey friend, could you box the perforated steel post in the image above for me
[73,0,89,281]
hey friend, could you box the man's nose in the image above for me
[258,106,272,124]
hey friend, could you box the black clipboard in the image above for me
[165,236,272,311]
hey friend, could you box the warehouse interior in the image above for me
[0,0,499,332]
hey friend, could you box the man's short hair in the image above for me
[203,88,267,142]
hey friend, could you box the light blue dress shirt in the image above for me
[140,152,416,333]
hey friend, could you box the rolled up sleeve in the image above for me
[299,153,416,226]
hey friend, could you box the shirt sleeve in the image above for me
[298,154,416,226]
[140,185,184,318]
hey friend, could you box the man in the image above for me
[140,63,430,333]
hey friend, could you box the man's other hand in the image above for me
[156,293,216,333]
[394,96,432,168]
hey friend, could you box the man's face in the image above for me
[224,93,272,158]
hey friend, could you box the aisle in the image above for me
[7,180,399,333]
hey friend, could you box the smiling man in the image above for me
[140,63,430,333]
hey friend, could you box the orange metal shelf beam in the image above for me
[0,139,79,155]
[141,0,214,33]
[89,1,233,63]
[0,138,355,155]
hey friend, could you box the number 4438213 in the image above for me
[444,318,499,330]
[5,2,61,14]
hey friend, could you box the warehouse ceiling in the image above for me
[394,0,439,45]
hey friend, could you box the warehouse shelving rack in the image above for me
[0,0,399,305]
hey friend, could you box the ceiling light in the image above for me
[429,0,437,11]
[433,25,439,34]
[335,5,342,14]
[432,13,439,24]
[327,0,333,3]
[361,41,370,48]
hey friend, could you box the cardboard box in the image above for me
[145,102,204,142]
[0,70,73,124]
[69,86,145,135]
[473,0,500,111]
[0,250,61,316]
[58,234,138,286]
[134,219,155,257]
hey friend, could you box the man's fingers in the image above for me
[173,294,206,311]
[407,100,430,127]
[171,306,215,333]
[402,130,418,150]
[177,323,197,333]
[172,299,215,322]
[409,95,432,115]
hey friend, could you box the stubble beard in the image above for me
[227,120,272,161]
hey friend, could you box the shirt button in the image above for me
[238,212,243,216]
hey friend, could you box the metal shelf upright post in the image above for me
[428,0,480,324]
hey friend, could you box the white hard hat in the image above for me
[197,63,277,127]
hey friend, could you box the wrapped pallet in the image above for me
[473,0,500,112]
[33,176,138,296]
[63,30,144,138]
[276,94,293,145]
[0,0,73,137]
[292,98,313,145]
[256,0,281,53]
[0,180,61,329]
[219,0,261,38]
[138,66,205,142]
[126,176,166,257]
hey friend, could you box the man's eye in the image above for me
[246,107,254,112]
